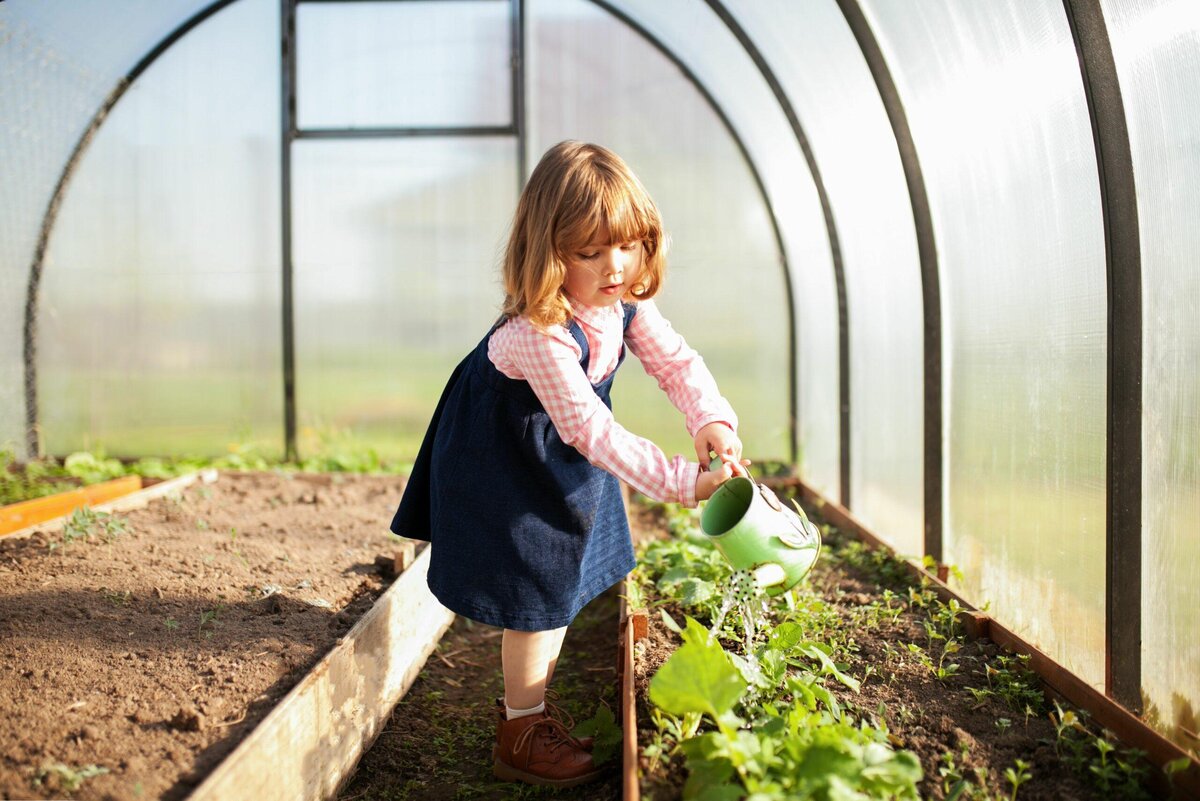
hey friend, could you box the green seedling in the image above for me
[102,589,131,607]
[198,605,224,638]
[229,527,249,568]
[32,761,109,793]
[54,507,128,551]
[1004,759,1032,800]
[164,617,179,631]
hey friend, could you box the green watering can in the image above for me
[699,464,822,595]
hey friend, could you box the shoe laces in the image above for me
[512,715,586,757]
[542,689,578,731]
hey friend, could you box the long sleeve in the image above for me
[489,316,701,507]
[624,299,738,437]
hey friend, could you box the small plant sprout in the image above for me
[164,617,179,631]
[32,761,109,793]
[198,605,224,638]
[102,589,131,607]
[1004,759,1032,800]
[54,507,129,550]
[229,527,249,568]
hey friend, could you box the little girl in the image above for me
[391,140,747,787]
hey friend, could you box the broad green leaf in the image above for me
[658,566,690,588]
[688,782,743,801]
[767,621,804,651]
[650,623,745,719]
[659,608,683,634]
[680,614,714,648]
[680,577,716,606]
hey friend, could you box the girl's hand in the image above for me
[695,460,734,501]
[694,422,749,477]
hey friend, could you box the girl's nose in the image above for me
[604,248,624,276]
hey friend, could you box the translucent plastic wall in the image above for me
[292,138,515,457]
[862,0,1108,685]
[528,0,789,461]
[0,0,215,454]
[1103,0,1200,744]
[603,0,840,490]
[39,0,283,457]
[725,0,924,556]
[292,0,515,458]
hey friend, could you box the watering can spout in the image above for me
[752,562,788,589]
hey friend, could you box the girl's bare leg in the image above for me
[502,627,568,710]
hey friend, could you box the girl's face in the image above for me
[562,228,643,308]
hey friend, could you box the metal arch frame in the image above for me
[24,0,801,467]
[701,0,851,506]
[835,0,944,567]
[1061,0,1142,714]
[21,0,242,458]
[585,0,799,465]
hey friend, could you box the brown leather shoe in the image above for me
[494,696,594,750]
[492,710,603,787]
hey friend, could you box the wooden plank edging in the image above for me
[2,469,219,541]
[1,475,143,535]
[187,544,455,801]
[768,476,1200,799]
[619,577,646,801]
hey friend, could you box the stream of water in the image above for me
[709,568,772,659]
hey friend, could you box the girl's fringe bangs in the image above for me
[558,178,659,251]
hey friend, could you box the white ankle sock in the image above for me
[505,701,545,720]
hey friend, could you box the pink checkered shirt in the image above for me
[488,298,737,508]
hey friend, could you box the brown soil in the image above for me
[627,502,1148,801]
[0,470,407,801]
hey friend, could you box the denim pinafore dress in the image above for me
[390,304,637,631]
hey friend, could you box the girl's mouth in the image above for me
[601,284,623,295]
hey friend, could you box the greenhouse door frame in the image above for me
[280,0,528,460]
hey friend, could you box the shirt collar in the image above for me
[567,295,622,332]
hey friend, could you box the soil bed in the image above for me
[630,499,1154,801]
[0,470,408,801]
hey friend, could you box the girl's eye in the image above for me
[578,252,599,260]
[621,242,639,252]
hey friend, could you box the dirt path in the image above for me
[0,471,407,801]
[339,586,623,801]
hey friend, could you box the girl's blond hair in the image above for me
[501,141,668,329]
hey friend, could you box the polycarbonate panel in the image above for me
[296,0,511,130]
[597,0,838,486]
[292,138,515,460]
[527,0,787,462]
[38,0,283,457]
[726,0,924,554]
[863,0,1107,685]
[0,0,215,455]
[1104,0,1200,747]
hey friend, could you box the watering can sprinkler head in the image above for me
[699,460,821,596]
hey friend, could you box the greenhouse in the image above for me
[1,0,1197,799]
